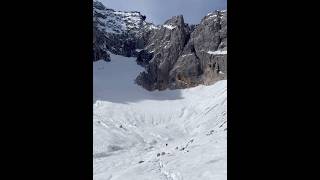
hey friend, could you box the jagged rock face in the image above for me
[135,15,191,90]
[93,0,158,61]
[169,10,227,89]
[93,20,110,61]
[93,0,227,90]
[136,10,227,90]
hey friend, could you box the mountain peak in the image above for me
[93,2,156,61]
[93,1,227,90]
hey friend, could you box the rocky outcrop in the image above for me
[135,15,191,90]
[93,19,110,61]
[169,10,227,89]
[136,10,227,90]
[93,0,158,61]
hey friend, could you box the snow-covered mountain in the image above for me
[93,0,157,61]
[93,0,227,90]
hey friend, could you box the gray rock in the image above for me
[136,10,227,90]
[93,22,110,61]
[93,0,158,61]
[135,15,191,90]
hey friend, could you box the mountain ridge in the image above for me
[93,0,227,90]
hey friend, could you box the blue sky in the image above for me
[99,0,227,25]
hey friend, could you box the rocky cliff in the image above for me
[169,10,227,89]
[93,1,227,90]
[93,0,157,61]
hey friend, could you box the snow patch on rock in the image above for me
[163,24,177,30]
[207,50,227,55]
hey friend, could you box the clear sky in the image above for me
[98,0,227,25]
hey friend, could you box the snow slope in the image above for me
[93,53,227,180]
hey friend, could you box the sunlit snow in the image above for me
[207,50,227,55]
[163,24,177,30]
[93,53,227,180]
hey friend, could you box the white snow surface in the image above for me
[207,50,227,55]
[181,53,194,58]
[93,53,227,180]
[207,14,218,20]
[163,24,177,30]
